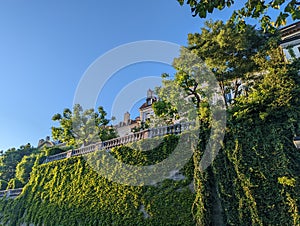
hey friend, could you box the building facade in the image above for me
[114,112,140,137]
[280,21,300,60]
[114,89,157,136]
[139,89,157,122]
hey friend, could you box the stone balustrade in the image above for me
[149,121,195,137]
[102,130,147,149]
[0,122,197,199]
[0,188,23,198]
[43,152,69,163]
[71,144,97,157]
[43,121,196,164]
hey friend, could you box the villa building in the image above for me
[115,89,157,136]
[115,112,140,137]
[280,21,300,60]
[139,89,157,122]
[37,136,55,149]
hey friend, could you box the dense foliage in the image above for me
[52,104,117,147]
[209,60,300,225]
[0,135,195,226]
[0,144,38,187]
[178,0,300,31]
[15,155,37,184]
[194,64,300,224]
[152,20,300,225]
[187,20,271,107]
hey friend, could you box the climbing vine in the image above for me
[0,135,195,226]
[192,53,300,225]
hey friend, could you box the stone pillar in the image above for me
[66,150,72,158]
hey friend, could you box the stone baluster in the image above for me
[66,150,72,158]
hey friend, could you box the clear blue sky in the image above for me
[0,0,283,151]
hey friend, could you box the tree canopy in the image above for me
[154,20,274,111]
[178,0,300,31]
[0,144,35,182]
[51,104,117,147]
[187,20,275,106]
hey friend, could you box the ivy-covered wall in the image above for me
[193,62,300,225]
[0,135,196,226]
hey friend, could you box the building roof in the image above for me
[37,140,55,149]
[280,21,300,45]
[139,97,157,110]
[280,21,300,37]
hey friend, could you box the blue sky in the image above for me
[0,1,285,150]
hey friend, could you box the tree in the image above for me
[153,41,224,124]
[178,0,300,31]
[51,104,117,147]
[186,20,273,107]
[152,72,194,125]
[0,144,34,182]
[154,21,270,114]
[152,53,207,125]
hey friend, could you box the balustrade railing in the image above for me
[71,144,97,157]
[0,188,23,198]
[102,130,147,149]
[43,121,196,164]
[3,122,196,199]
[43,152,69,163]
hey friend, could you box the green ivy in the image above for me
[192,59,300,225]
[0,135,195,226]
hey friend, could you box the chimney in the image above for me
[124,112,130,125]
[147,89,154,99]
